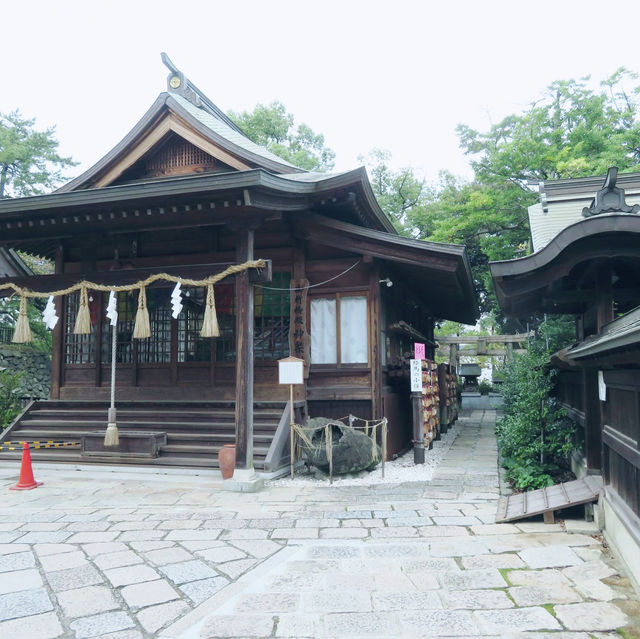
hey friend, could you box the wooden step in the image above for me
[1,399,285,470]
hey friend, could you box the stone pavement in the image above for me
[0,409,637,638]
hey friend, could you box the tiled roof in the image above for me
[170,94,300,170]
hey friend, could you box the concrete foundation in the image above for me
[460,392,504,410]
[601,491,640,596]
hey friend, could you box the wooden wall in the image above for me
[602,370,640,528]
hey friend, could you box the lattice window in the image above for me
[101,291,135,364]
[177,287,212,363]
[254,272,290,360]
[138,289,171,363]
[100,290,171,364]
[65,291,97,364]
[146,138,218,174]
[215,284,235,362]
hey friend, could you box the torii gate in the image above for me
[436,332,533,370]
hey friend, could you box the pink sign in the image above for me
[414,343,425,360]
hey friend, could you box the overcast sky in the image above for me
[3,0,640,186]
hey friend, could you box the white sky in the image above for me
[3,0,640,186]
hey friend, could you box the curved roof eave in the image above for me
[278,167,395,233]
[490,213,640,279]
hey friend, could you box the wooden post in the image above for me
[50,244,64,400]
[234,226,255,471]
[411,391,425,464]
[583,369,602,472]
[595,263,614,331]
[289,383,294,479]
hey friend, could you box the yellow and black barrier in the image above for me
[0,441,80,451]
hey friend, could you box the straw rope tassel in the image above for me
[12,296,33,343]
[133,287,151,339]
[73,286,91,335]
[200,284,220,337]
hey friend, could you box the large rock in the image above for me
[299,418,381,475]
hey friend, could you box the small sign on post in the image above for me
[410,359,423,393]
[414,343,425,360]
[278,356,304,478]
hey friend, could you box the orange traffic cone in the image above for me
[10,442,43,491]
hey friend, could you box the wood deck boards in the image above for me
[496,475,603,523]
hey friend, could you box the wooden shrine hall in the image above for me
[490,167,640,587]
[0,55,477,474]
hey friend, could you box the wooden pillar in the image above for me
[595,263,614,331]
[449,343,459,371]
[411,391,425,463]
[583,369,602,472]
[369,264,382,420]
[50,244,64,399]
[234,226,255,470]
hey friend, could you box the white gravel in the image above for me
[267,422,461,487]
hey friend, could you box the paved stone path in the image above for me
[0,409,638,638]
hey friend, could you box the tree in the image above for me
[228,101,335,172]
[360,149,430,233]
[406,68,640,322]
[497,329,576,491]
[0,110,76,199]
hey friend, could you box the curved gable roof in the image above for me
[58,91,304,193]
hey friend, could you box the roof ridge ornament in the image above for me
[582,166,640,217]
[161,52,202,108]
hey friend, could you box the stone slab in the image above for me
[554,602,628,631]
[0,611,64,639]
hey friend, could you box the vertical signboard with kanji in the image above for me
[289,278,310,377]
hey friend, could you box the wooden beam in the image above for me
[436,333,532,345]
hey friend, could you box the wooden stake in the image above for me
[289,383,295,479]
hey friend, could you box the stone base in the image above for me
[223,468,265,493]
[601,491,640,595]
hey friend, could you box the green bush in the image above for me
[0,369,24,429]
[478,380,493,395]
[496,342,576,491]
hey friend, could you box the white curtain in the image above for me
[310,298,337,364]
[340,296,368,364]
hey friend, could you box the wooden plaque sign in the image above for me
[279,356,304,385]
[410,359,423,392]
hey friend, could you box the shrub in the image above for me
[478,380,493,395]
[496,342,576,491]
[0,369,24,429]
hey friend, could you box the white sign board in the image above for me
[410,359,423,393]
[279,359,304,385]
[598,370,606,402]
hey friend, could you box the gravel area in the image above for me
[267,422,461,488]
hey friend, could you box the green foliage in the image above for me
[368,69,640,320]
[458,68,640,185]
[360,149,430,233]
[0,110,76,199]
[0,368,23,428]
[228,101,335,172]
[497,340,576,491]
[478,380,493,396]
[0,297,52,353]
